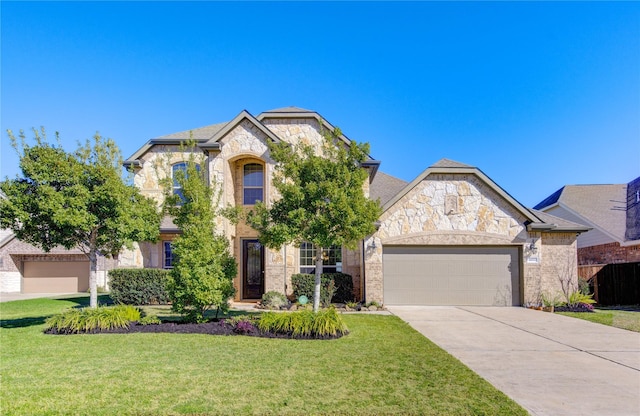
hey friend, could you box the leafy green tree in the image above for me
[0,128,161,308]
[248,127,381,312]
[162,147,236,322]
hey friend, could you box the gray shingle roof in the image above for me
[153,122,229,142]
[369,171,409,206]
[536,184,628,241]
[430,158,474,168]
[261,106,314,113]
[529,209,592,232]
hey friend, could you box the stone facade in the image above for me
[364,172,578,306]
[125,111,364,302]
[120,108,580,306]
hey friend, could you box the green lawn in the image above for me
[1,297,526,415]
[557,307,640,333]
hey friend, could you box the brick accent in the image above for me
[578,242,640,265]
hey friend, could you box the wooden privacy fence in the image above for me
[579,262,640,305]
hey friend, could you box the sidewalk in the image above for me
[0,292,84,303]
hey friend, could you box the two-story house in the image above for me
[118,106,588,306]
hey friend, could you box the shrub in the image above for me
[45,305,141,334]
[541,292,563,307]
[261,291,289,309]
[291,273,354,304]
[566,291,596,307]
[138,315,161,325]
[224,315,259,334]
[109,268,170,305]
[257,309,348,338]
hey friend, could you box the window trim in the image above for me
[243,162,264,205]
[299,243,342,274]
[172,162,200,203]
[163,241,174,269]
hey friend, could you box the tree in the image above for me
[0,128,161,308]
[162,146,236,322]
[248,127,381,312]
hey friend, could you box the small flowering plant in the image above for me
[223,315,259,334]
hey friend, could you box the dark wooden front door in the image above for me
[242,239,265,299]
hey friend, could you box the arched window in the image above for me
[172,162,200,203]
[243,163,264,205]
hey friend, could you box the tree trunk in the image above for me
[313,247,323,313]
[88,230,98,308]
[89,248,98,308]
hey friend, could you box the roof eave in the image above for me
[361,160,381,182]
[526,222,591,234]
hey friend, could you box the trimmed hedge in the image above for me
[109,268,170,305]
[291,273,354,304]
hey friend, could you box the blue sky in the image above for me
[2,1,638,207]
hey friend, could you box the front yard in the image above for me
[0,296,526,415]
[557,306,640,333]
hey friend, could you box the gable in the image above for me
[378,172,528,242]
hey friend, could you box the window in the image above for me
[172,162,200,203]
[243,163,264,205]
[163,241,174,269]
[299,243,342,274]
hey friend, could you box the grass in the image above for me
[557,306,640,333]
[1,297,527,415]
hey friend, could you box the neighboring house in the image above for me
[534,177,640,303]
[0,182,115,294]
[118,106,588,306]
[534,177,640,272]
[0,233,115,293]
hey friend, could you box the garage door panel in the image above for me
[23,261,89,293]
[383,246,520,306]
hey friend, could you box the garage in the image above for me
[383,246,521,306]
[22,261,90,293]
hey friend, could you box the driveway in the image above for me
[0,292,83,303]
[387,306,640,416]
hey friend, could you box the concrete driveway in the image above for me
[387,306,640,416]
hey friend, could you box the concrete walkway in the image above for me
[387,306,640,416]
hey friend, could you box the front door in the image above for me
[242,239,265,300]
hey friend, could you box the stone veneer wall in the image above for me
[364,173,575,306]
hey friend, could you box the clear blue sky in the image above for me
[2,1,638,207]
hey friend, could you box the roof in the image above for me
[430,158,473,168]
[153,122,228,142]
[260,106,314,113]
[370,171,408,206]
[160,216,181,233]
[529,209,592,233]
[535,183,628,242]
[124,107,380,179]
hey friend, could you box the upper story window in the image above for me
[243,163,264,205]
[299,243,342,274]
[172,162,200,203]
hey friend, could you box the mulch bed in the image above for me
[44,320,345,340]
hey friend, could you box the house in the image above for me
[0,234,115,294]
[534,177,640,303]
[117,106,588,306]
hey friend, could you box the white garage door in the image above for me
[383,246,520,306]
[23,261,90,293]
